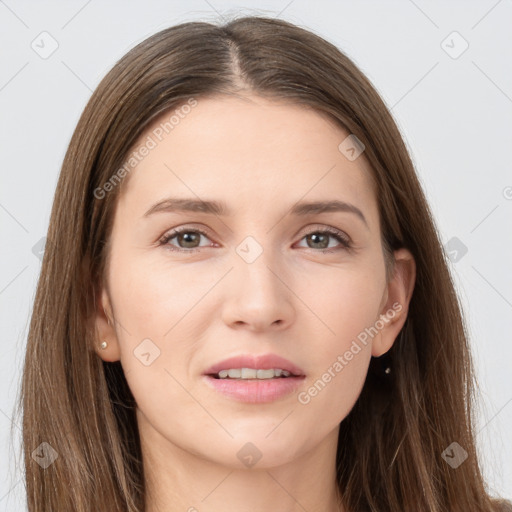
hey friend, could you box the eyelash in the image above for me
[158,226,352,254]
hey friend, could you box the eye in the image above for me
[158,225,352,254]
[295,227,352,253]
[159,226,213,253]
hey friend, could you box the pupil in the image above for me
[309,233,328,249]
[180,232,199,248]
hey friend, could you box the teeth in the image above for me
[227,369,241,378]
[215,368,292,379]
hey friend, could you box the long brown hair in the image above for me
[13,15,511,512]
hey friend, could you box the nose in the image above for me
[221,244,295,332]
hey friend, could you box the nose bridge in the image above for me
[222,232,294,329]
[234,233,284,297]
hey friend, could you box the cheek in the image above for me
[105,252,198,380]
[109,249,209,338]
[293,264,383,412]
[297,260,385,349]
[294,343,370,446]
[108,257,209,440]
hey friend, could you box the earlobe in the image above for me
[371,248,416,358]
[93,286,122,362]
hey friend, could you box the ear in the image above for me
[93,284,122,362]
[371,248,416,357]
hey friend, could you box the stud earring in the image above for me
[100,341,108,350]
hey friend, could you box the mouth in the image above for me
[203,353,305,379]
[208,367,301,379]
[202,354,306,403]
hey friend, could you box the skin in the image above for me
[94,93,416,512]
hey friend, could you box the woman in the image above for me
[14,15,511,512]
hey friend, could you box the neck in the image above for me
[139,414,344,512]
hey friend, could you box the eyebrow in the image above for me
[143,197,369,228]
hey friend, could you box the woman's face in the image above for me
[95,93,414,470]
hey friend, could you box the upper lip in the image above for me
[203,353,305,377]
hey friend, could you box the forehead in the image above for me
[116,94,378,228]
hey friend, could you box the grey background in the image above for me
[1,0,511,509]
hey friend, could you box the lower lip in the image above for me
[203,375,305,403]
